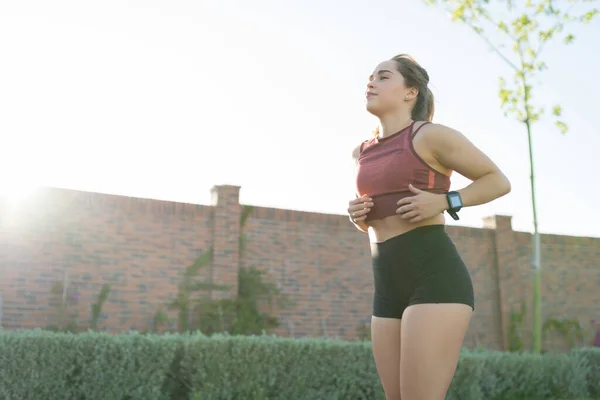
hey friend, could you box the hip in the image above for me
[370,224,466,278]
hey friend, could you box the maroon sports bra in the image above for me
[354,121,451,222]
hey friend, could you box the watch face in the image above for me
[449,195,462,208]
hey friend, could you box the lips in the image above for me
[366,92,377,98]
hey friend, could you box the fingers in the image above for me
[396,199,416,216]
[349,195,372,206]
[349,203,373,219]
[399,210,419,220]
[409,215,423,223]
[396,199,421,222]
[399,209,423,223]
[396,197,411,207]
[408,184,422,194]
[352,214,368,222]
[348,196,373,222]
[349,201,374,211]
[350,207,371,221]
[348,197,373,213]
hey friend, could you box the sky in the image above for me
[1,0,599,238]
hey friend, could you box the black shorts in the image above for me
[370,224,474,319]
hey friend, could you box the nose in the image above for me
[367,81,375,89]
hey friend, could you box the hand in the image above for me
[347,195,373,223]
[396,184,447,223]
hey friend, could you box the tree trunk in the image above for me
[525,117,543,354]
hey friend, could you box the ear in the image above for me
[404,87,419,101]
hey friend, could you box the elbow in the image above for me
[499,173,511,196]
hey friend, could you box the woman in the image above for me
[348,54,511,400]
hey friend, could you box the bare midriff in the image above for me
[365,212,446,243]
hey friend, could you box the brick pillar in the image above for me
[483,215,522,350]
[210,185,241,299]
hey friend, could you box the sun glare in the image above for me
[0,179,39,205]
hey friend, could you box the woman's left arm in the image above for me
[396,123,511,223]
[428,123,511,208]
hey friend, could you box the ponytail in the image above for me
[411,87,435,122]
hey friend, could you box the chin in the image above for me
[365,102,383,117]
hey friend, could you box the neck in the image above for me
[377,112,413,139]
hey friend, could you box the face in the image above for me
[365,60,417,117]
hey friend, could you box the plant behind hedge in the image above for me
[0,330,598,399]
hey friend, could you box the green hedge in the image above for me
[0,330,598,399]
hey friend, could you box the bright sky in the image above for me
[1,0,598,238]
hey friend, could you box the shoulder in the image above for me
[415,122,469,150]
[416,122,462,139]
[352,139,370,161]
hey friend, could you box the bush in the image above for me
[0,330,598,399]
[0,329,182,399]
[449,349,591,399]
[182,335,381,400]
[572,347,600,398]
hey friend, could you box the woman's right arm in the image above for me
[349,144,372,233]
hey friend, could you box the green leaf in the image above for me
[451,5,466,21]
[555,120,568,134]
[240,205,254,227]
[580,9,599,23]
[537,61,547,71]
[564,33,575,44]
[184,248,214,279]
[552,105,562,117]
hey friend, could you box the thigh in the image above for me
[399,303,472,400]
[371,316,402,400]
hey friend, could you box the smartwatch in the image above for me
[445,191,462,221]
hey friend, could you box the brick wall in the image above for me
[1,185,599,351]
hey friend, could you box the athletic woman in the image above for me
[349,54,511,399]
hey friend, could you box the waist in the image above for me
[364,190,446,222]
[364,191,446,242]
[370,224,449,254]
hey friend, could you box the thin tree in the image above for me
[422,0,598,354]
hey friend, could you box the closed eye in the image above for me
[368,69,394,82]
